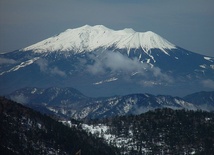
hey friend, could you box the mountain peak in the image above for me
[22,25,176,53]
[122,28,135,33]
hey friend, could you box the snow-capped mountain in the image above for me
[22,25,176,54]
[8,87,212,120]
[0,25,214,97]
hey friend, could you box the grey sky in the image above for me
[0,0,214,56]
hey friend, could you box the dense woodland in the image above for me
[87,108,214,154]
[0,97,119,155]
[1,96,214,155]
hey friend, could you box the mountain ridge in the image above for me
[22,25,176,54]
[6,87,214,120]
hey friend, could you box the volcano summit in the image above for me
[0,25,213,97]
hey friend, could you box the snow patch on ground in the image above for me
[93,77,118,85]
[0,57,39,75]
[81,123,147,152]
[204,56,213,62]
[200,65,206,69]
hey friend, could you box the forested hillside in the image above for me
[0,97,119,155]
[1,96,214,155]
[86,108,214,154]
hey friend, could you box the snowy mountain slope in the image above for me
[22,25,176,54]
[7,87,207,120]
[0,25,214,97]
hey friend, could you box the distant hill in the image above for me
[6,87,214,120]
[184,91,214,111]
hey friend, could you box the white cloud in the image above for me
[10,94,28,104]
[36,58,48,72]
[139,80,161,87]
[87,51,148,74]
[36,58,66,77]
[50,67,66,77]
[87,51,173,85]
[0,57,17,64]
[201,79,214,89]
[132,104,155,115]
